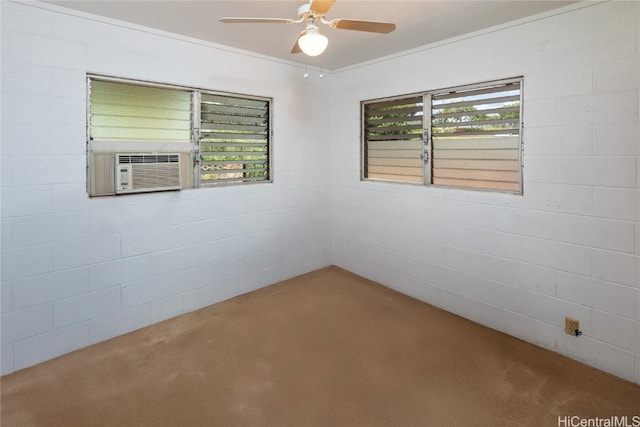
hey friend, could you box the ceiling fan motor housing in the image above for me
[298,3,319,19]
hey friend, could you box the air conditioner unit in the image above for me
[115,153,181,194]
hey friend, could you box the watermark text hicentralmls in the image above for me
[558,416,640,427]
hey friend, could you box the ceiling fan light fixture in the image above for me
[298,31,328,56]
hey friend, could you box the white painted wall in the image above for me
[331,1,640,383]
[1,0,639,385]
[1,1,332,374]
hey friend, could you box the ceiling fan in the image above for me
[220,0,396,57]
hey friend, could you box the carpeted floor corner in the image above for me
[2,266,639,426]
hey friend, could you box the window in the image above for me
[199,94,270,185]
[87,76,272,196]
[362,77,522,193]
[89,79,193,143]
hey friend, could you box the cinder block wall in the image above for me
[330,1,640,383]
[0,1,332,373]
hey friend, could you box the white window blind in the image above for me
[199,93,270,185]
[89,80,192,142]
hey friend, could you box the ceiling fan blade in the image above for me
[220,17,296,24]
[310,0,336,15]
[329,19,396,33]
[291,34,303,54]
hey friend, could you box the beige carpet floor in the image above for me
[2,266,639,426]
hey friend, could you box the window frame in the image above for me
[361,77,523,195]
[86,74,273,193]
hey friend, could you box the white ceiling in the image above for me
[46,0,579,70]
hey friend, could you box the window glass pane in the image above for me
[200,93,270,185]
[90,80,192,142]
[431,80,521,192]
[363,96,424,183]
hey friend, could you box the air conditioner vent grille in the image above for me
[115,153,181,194]
[118,154,180,165]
